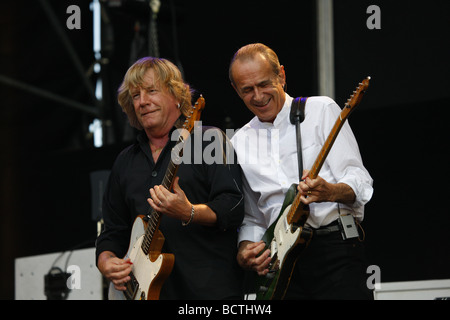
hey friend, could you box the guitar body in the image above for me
[256,184,312,300]
[108,215,174,300]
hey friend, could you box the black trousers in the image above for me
[284,225,374,300]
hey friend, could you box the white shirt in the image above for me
[231,93,373,243]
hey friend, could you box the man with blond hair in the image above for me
[96,57,245,299]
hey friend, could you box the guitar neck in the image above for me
[284,75,368,232]
[310,107,351,179]
[141,159,180,254]
[286,107,352,226]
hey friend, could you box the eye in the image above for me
[146,87,158,94]
[242,87,253,94]
[258,80,272,88]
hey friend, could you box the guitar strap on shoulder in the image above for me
[289,97,308,181]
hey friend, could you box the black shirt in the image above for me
[96,127,245,299]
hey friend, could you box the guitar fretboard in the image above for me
[138,94,205,255]
[286,112,347,226]
[141,152,181,254]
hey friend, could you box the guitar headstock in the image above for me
[344,76,370,113]
[182,95,205,133]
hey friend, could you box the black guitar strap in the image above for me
[289,97,308,180]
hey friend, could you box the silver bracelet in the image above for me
[182,205,195,226]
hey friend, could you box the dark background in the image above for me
[1,0,449,299]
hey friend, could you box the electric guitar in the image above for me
[255,77,370,300]
[108,96,206,300]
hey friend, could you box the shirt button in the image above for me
[151,171,157,177]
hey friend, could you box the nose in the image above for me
[252,87,264,103]
[137,89,149,107]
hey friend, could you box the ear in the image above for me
[279,65,286,86]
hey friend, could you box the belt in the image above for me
[305,220,341,237]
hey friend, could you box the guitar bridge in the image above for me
[124,271,139,300]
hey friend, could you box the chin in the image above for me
[255,111,276,123]
[140,119,157,129]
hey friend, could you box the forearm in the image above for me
[329,182,356,205]
[184,204,217,227]
[299,173,356,205]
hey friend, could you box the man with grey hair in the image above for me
[229,43,374,299]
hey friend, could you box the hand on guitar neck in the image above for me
[297,169,356,206]
[147,176,218,227]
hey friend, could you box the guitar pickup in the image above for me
[284,216,289,233]
[270,240,278,257]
